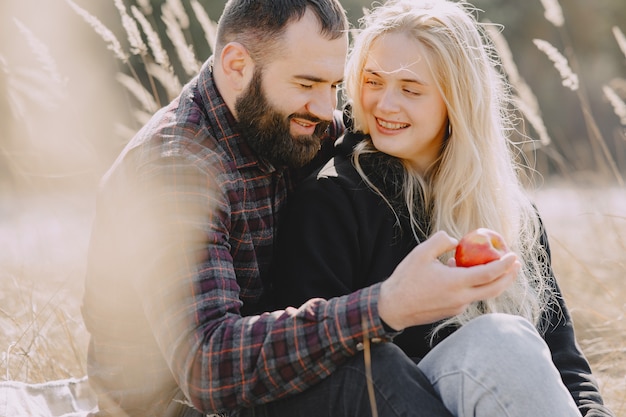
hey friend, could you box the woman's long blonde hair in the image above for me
[345,0,554,333]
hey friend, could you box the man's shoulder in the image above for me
[127,121,228,172]
[101,112,241,203]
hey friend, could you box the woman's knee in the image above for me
[463,313,547,356]
[432,313,553,374]
[418,314,577,417]
[463,312,535,335]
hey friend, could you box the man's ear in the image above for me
[218,42,255,93]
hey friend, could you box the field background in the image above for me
[1,0,625,415]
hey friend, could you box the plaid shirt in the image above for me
[83,60,391,416]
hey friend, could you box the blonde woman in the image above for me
[273,0,613,415]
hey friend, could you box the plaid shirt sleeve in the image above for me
[127,130,391,415]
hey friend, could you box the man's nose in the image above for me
[306,87,337,122]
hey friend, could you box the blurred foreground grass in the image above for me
[0,182,624,414]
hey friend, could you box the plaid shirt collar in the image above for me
[197,57,278,175]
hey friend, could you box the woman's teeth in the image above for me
[377,118,408,130]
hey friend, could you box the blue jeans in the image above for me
[193,314,579,417]
[418,313,580,417]
[234,342,454,417]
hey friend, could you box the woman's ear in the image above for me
[218,42,255,93]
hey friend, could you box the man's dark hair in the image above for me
[215,0,348,64]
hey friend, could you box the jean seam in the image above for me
[430,370,513,417]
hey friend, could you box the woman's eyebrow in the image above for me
[363,68,428,85]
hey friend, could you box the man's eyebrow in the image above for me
[294,75,344,85]
[363,68,428,86]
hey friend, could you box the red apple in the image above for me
[455,228,509,267]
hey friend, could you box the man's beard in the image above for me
[234,69,331,168]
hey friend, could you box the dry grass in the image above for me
[532,185,626,415]
[0,192,91,383]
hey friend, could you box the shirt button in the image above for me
[356,342,364,351]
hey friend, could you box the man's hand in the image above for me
[378,231,520,331]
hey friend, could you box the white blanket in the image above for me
[0,377,97,417]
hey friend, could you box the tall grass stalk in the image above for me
[13,19,66,89]
[603,86,626,126]
[65,0,208,127]
[537,0,624,185]
[190,0,218,52]
[362,317,379,417]
[161,5,201,77]
[613,26,626,60]
[131,6,173,71]
[486,25,574,179]
[65,0,128,63]
[486,26,551,146]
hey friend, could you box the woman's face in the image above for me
[360,31,448,174]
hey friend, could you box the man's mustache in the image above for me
[289,113,328,125]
